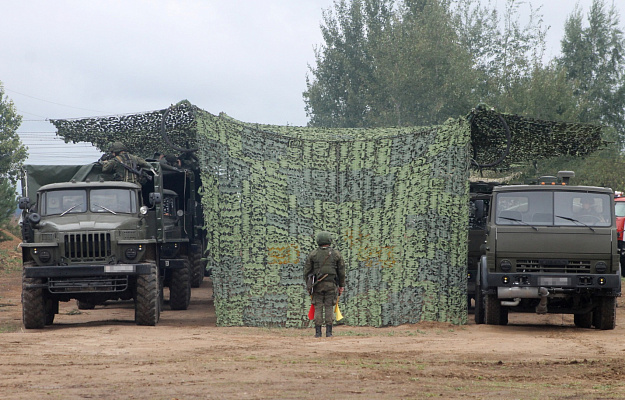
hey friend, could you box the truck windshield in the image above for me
[495,191,611,227]
[41,189,137,216]
[90,189,137,214]
[42,190,87,216]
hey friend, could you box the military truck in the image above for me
[474,171,621,329]
[18,162,206,328]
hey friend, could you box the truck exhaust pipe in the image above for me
[497,287,540,299]
[497,287,550,313]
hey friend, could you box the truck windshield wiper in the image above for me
[499,216,538,231]
[555,215,595,232]
[60,203,83,216]
[92,203,117,215]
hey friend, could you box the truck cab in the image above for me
[475,172,621,329]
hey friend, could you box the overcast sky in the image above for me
[1,0,623,165]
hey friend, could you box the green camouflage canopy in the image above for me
[50,101,603,327]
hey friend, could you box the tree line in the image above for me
[303,0,625,187]
[0,83,27,238]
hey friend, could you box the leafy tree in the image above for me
[305,0,557,128]
[304,0,393,127]
[304,0,479,128]
[452,0,558,117]
[0,83,26,234]
[558,0,625,140]
[521,0,625,191]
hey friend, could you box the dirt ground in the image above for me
[2,233,625,400]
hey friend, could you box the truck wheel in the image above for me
[474,286,485,324]
[135,263,160,326]
[76,300,96,310]
[22,270,47,329]
[485,294,507,325]
[169,256,191,310]
[574,311,593,328]
[594,297,616,330]
[45,298,58,325]
[190,250,204,288]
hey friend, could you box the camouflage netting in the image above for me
[50,100,604,327]
[469,104,604,169]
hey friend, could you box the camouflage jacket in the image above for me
[102,152,152,184]
[304,246,346,287]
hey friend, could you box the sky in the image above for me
[1,0,624,165]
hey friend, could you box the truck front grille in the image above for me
[64,232,111,262]
[516,259,591,274]
[48,276,128,293]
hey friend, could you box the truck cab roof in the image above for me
[39,180,141,192]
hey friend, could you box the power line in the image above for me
[6,88,111,114]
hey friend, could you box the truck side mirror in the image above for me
[149,192,162,206]
[19,197,31,210]
[474,199,485,220]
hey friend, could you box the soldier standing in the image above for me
[304,231,346,338]
[101,142,155,184]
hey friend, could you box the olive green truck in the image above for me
[18,162,206,328]
[474,172,621,329]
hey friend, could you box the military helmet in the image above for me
[316,231,332,246]
[109,141,127,153]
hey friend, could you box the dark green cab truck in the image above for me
[474,172,621,329]
[19,162,206,328]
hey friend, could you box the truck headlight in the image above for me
[595,261,607,273]
[500,259,512,272]
[37,249,51,263]
[125,247,138,260]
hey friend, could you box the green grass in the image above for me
[0,248,21,274]
[0,321,21,333]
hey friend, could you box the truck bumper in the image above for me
[159,258,186,269]
[486,272,621,292]
[24,264,154,278]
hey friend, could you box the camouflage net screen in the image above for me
[195,112,470,327]
[51,101,603,327]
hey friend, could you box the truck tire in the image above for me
[135,263,160,326]
[190,250,204,288]
[485,294,508,325]
[45,298,58,325]
[594,297,616,330]
[76,300,96,310]
[22,268,47,329]
[573,311,593,328]
[474,286,485,324]
[169,256,191,310]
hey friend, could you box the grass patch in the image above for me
[0,248,21,274]
[0,321,21,333]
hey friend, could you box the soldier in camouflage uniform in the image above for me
[304,231,346,338]
[101,142,155,184]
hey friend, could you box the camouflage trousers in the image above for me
[312,280,337,326]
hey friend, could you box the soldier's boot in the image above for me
[326,324,333,337]
[315,325,322,338]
